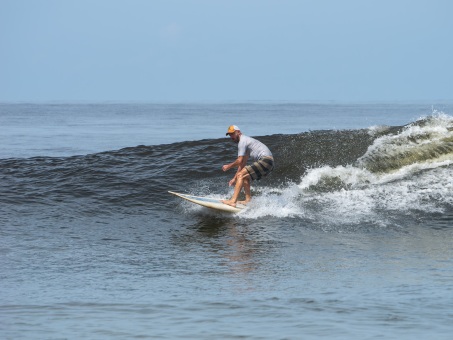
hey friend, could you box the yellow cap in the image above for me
[226,125,240,135]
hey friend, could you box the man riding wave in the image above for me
[222,125,274,207]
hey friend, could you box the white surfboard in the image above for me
[168,191,246,213]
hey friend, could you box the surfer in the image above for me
[222,125,274,207]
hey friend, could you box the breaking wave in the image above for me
[1,113,453,228]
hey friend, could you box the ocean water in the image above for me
[1,102,453,339]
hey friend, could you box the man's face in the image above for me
[228,131,240,143]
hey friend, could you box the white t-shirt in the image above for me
[237,135,272,161]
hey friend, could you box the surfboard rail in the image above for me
[168,191,245,213]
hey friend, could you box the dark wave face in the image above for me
[1,114,453,229]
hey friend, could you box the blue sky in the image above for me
[1,0,452,102]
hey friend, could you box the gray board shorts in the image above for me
[245,156,274,180]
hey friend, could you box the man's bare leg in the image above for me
[223,170,250,207]
[238,177,251,205]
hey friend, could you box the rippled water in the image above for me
[1,103,453,339]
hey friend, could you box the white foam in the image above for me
[362,113,453,164]
[238,164,453,224]
[239,185,304,219]
[298,165,375,190]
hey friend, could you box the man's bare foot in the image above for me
[238,199,251,205]
[222,199,237,207]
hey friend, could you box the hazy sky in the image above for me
[1,0,452,102]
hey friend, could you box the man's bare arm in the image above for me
[222,156,246,172]
[222,156,248,186]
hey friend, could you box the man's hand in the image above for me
[222,156,244,172]
[228,178,236,186]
